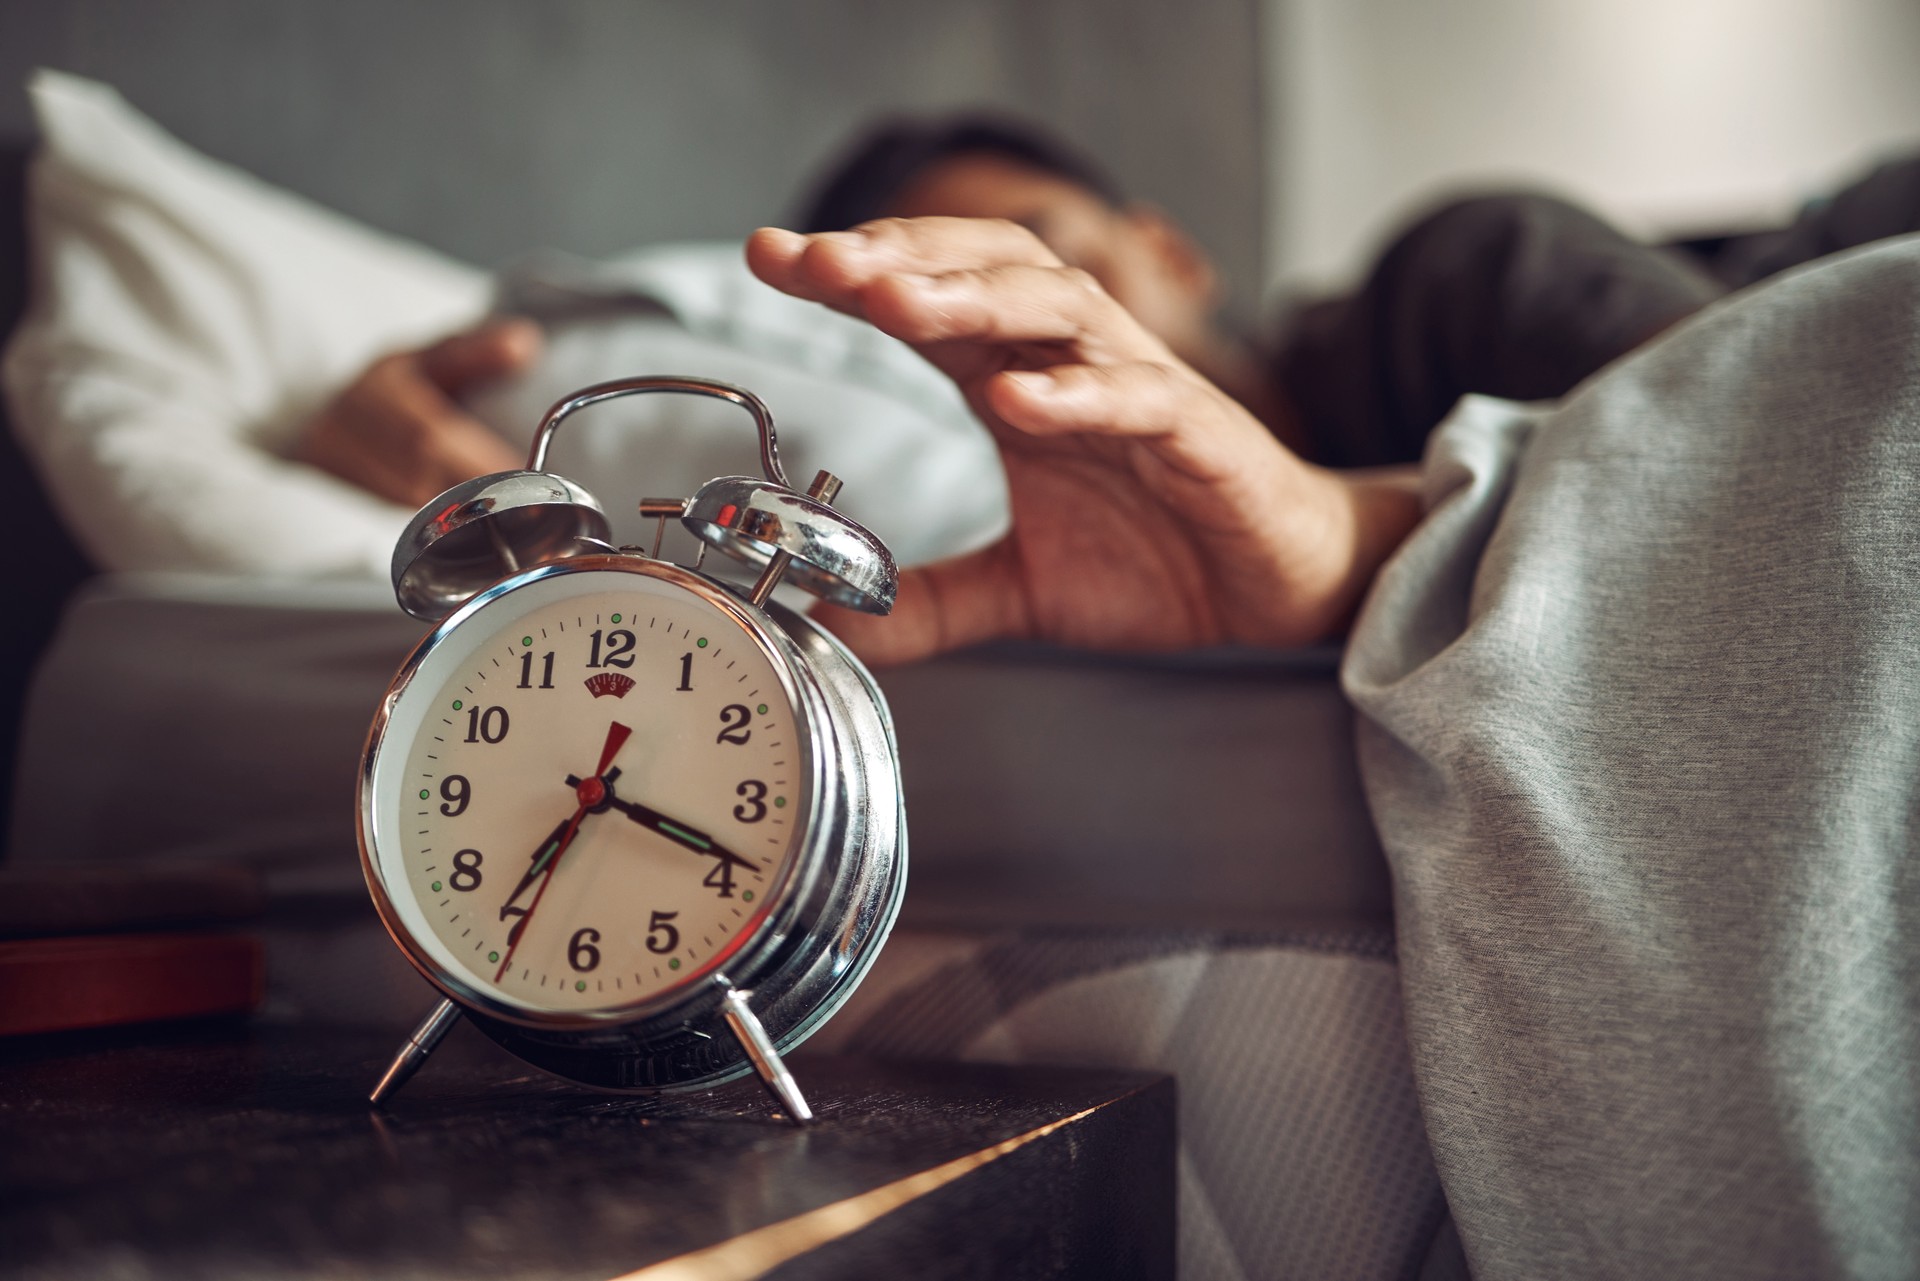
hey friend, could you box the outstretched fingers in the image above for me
[987,361,1198,437]
[751,218,1149,343]
[861,264,1165,358]
[750,217,1057,296]
[986,360,1272,481]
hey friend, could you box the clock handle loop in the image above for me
[529,374,894,613]
[389,374,896,621]
[527,375,791,489]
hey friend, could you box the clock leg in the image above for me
[369,998,463,1106]
[720,984,815,1126]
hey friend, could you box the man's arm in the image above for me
[746,218,1424,665]
[296,319,541,509]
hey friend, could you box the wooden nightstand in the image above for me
[1,1020,1173,1279]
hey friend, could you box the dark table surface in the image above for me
[0,1017,1175,1279]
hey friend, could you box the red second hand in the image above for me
[492,721,631,984]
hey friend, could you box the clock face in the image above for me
[365,564,811,1018]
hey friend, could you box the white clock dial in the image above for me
[370,568,809,1015]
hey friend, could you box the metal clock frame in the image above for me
[360,556,906,1116]
[357,375,907,1124]
[362,558,816,1026]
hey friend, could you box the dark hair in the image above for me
[795,113,1125,233]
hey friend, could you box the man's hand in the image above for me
[298,319,541,509]
[746,218,1422,665]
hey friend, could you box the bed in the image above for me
[0,9,1446,1278]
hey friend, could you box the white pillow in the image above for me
[2,70,491,577]
[468,246,1009,569]
[2,70,1013,583]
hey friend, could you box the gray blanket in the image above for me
[1345,237,1920,1277]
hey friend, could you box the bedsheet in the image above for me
[1346,241,1920,1278]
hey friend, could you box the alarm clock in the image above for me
[358,375,906,1125]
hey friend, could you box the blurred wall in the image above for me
[1265,0,1920,290]
[0,0,1267,318]
[13,1,1918,332]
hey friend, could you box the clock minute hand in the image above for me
[492,721,632,984]
[498,818,568,945]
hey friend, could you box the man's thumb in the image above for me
[417,317,543,392]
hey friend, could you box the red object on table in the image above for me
[0,932,264,1036]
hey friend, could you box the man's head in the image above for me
[796,115,1222,355]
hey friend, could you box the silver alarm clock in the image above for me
[358,375,906,1124]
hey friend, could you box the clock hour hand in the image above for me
[565,775,760,874]
[502,769,624,934]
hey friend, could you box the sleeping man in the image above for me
[303,113,1920,508]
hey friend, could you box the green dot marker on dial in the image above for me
[611,613,622,623]
[742,890,755,903]
[757,704,768,715]
[521,635,533,647]
[774,796,787,809]
[575,980,586,992]
[419,789,429,800]
[452,699,463,711]
[668,958,682,970]
[697,637,708,648]
[431,881,442,892]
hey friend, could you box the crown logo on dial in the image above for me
[584,672,635,699]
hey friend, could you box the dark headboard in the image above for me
[0,138,94,829]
